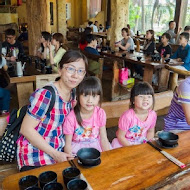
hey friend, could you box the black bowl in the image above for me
[111,50,115,54]
[130,49,134,53]
[137,56,142,61]
[67,179,87,190]
[122,53,126,57]
[158,131,178,146]
[39,171,57,189]
[165,58,170,63]
[77,148,100,166]
[19,175,38,190]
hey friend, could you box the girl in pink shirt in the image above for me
[112,82,157,148]
[63,76,110,155]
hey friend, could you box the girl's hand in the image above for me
[47,41,52,51]
[43,41,48,48]
[52,150,74,163]
[177,58,182,62]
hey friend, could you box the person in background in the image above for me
[64,76,110,155]
[87,21,98,33]
[115,28,134,51]
[17,50,88,171]
[112,82,157,148]
[84,34,100,55]
[34,31,54,61]
[176,26,190,45]
[79,27,92,51]
[143,30,155,55]
[18,27,28,41]
[0,43,10,114]
[2,28,24,62]
[48,33,66,73]
[170,32,190,71]
[165,21,182,44]
[99,24,104,33]
[127,24,135,37]
[164,77,190,133]
[157,33,172,58]
[94,21,99,33]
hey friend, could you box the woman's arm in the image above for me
[182,103,190,125]
[116,41,131,51]
[64,134,73,155]
[20,114,73,162]
[146,127,155,141]
[99,126,110,151]
[117,128,130,146]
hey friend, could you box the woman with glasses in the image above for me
[17,50,88,171]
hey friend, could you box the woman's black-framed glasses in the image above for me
[63,66,86,76]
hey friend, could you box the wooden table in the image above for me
[3,131,190,190]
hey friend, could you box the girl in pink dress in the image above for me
[112,82,157,148]
[63,76,110,155]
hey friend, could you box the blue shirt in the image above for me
[171,44,190,70]
[84,46,100,55]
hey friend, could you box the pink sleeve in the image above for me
[63,111,76,135]
[97,108,106,127]
[118,110,132,131]
[149,111,157,129]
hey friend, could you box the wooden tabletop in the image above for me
[3,131,190,190]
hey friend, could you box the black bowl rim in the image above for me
[77,148,101,162]
[43,182,63,190]
[62,166,81,178]
[38,171,57,183]
[158,132,179,144]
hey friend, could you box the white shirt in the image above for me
[0,57,7,69]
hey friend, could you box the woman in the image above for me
[143,30,155,55]
[79,27,92,51]
[115,28,134,51]
[48,33,66,73]
[164,77,190,133]
[17,50,88,171]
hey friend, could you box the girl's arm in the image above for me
[182,103,190,125]
[20,114,74,162]
[117,128,130,146]
[99,126,110,151]
[117,42,131,51]
[146,127,155,141]
[64,134,73,155]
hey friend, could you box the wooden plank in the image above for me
[10,75,36,84]
[17,82,34,107]
[143,65,153,84]
[158,68,170,92]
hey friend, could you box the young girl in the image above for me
[143,30,155,55]
[63,76,110,155]
[112,82,157,148]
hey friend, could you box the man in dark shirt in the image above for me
[84,34,100,55]
[157,33,172,58]
[2,28,24,62]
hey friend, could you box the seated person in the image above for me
[164,77,190,133]
[143,30,155,55]
[176,26,190,45]
[87,21,98,33]
[127,24,135,37]
[2,28,24,62]
[18,27,28,41]
[79,27,92,51]
[84,34,100,55]
[99,24,104,32]
[157,33,172,58]
[48,33,66,73]
[115,28,134,51]
[170,32,190,71]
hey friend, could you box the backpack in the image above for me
[0,86,56,162]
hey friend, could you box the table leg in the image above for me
[143,66,153,84]
[16,82,34,107]
[158,68,170,91]
[170,72,178,91]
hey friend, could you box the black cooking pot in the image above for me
[77,148,100,166]
[158,131,178,146]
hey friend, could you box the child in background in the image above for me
[143,30,155,55]
[157,33,172,58]
[112,82,157,148]
[63,76,110,155]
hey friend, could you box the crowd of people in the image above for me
[0,20,190,172]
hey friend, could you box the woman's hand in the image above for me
[51,150,74,163]
[177,58,182,62]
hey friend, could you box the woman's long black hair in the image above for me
[74,76,103,126]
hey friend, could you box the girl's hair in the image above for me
[121,28,130,36]
[74,76,103,126]
[56,50,88,81]
[80,27,92,44]
[41,31,51,41]
[162,32,171,41]
[130,82,155,109]
[52,33,64,47]
[146,30,155,42]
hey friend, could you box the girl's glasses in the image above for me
[64,66,86,76]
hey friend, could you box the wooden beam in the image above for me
[26,0,50,55]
